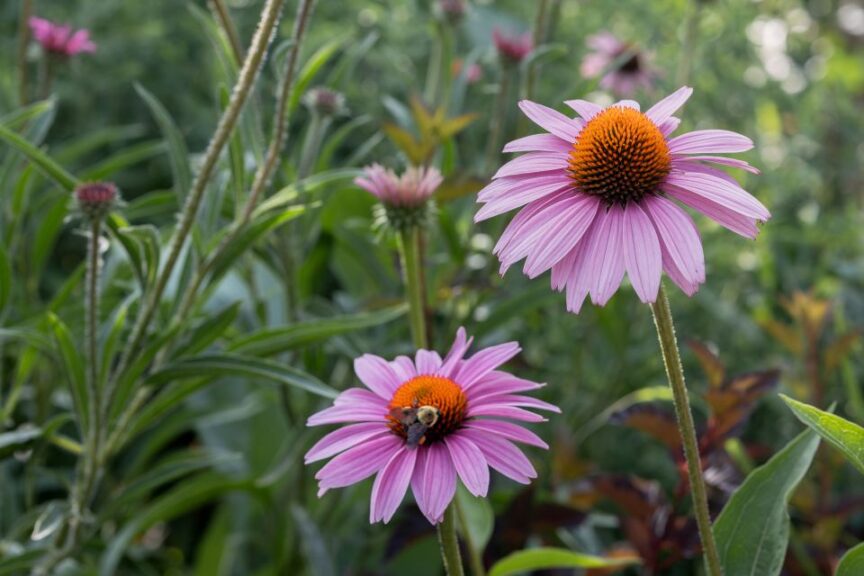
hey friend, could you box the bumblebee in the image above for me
[389,400,440,448]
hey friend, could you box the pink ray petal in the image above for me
[643,195,705,295]
[315,434,402,494]
[370,447,418,523]
[305,423,390,463]
[493,152,569,179]
[645,86,693,125]
[668,129,753,154]
[460,429,537,484]
[503,133,573,153]
[445,433,490,497]
[411,444,456,524]
[415,349,443,375]
[564,99,603,121]
[622,202,662,303]
[518,100,581,141]
[465,419,549,449]
[355,354,402,398]
[457,342,521,390]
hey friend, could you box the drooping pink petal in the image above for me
[465,420,549,449]
[642,195,705,295]
[411,444,457,524]
[475,179,572,222]
[467,404,545,422]
[440,327,473,376]
[471,394,561,413]
[315,435,402,494]
[503,133,573,153]
[390,355,417,382]
[333,388,386,408]
[522,194,601,279]
[460,429,537,484]
[456,342,521,390]
[370,447,418,523]
[622,202,662,303]
[674,156,760,174]
[518,100,582,141]
[494,152,569,179]
[668,130,753,154]
[663,184,760,238]
[477,172,570,203]
[445,433,490,497]
[645,86,693,125]
[665,171,770,220]
[355,354,403,398]
[467,371,544,400]
[582,205,626,305]
[307,403,386,426]
[564,99,603,121]
[305,423,390,463]
[415,349,442,375]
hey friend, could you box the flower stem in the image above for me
[17,0,32,106]
[454,497,485,576]
[483,67,511,176]
[650,283,722,576]
[397,226,428,350]
[208,0,244,66]
[437,504,466,576]
[86,218,102,447]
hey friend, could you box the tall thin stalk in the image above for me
[208,0,244,65]
[483,67,512,176]
[17,0,32,105]
[106,0,288,411]
[650,283,723,576]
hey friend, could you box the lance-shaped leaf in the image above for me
[713,428,820,576]
[837,542,864,576]
[488,548,639,576]
[780,394,864,475]
[688,340,725,388]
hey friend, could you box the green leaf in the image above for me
[0,426,43,459]
[230,304,406,357]
[455,484,494,559]
[713,428,820,576]
[135,84,193,196]
[288,39,344,116]
[780,394,864,475]
[0,98,56,130]
[0,243,11,315]
[0,124,78,191]
[145,353,338,399]
[837,542,864,576]
[47,313,88,432]
[171,302,241,358]
[0,549,46,575]
[100,473,254,576]
[253,169,360,217]
[79,140,165,182]
[489,547,640,576]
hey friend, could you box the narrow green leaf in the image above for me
[145,353,338,399]
[0,426,43,459]
[253,169,361,217]
[0,98,55,130]
[230,304,406,357]
[780,394,864,475]
[288,39,344,116]
[0,549,46,574]
[837,542,864,576]
[100,473,254,576]
[79,140,166,181]
[0,244,11,314]
[0,124,78,190]
[489,548,640,576]
[714,428,820,576]
[135,84,193,196]
[171,302,241,359]
[47,313,88,432]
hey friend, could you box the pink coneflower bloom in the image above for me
[580,32,656,97]
[29,17,96,56]
[493,28,533,64]
[75,181,119,220]
[475,87,768,313]
[305,328,557,524]
[355,164,443,209]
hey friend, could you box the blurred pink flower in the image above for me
[493,28,533,64]
[436,0,467,23]
[580,31,655,96]
[305,327,556,524]
[476,87,769,312]
[452,59,483,84]
[29,17,96,56]
[355,164,443,208]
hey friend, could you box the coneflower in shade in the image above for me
[492,28,533,65]
[475,86,769,313]
[305,328,557,524]
[29,17,96,56]
[580,31,657,97]
[355,164,443,231]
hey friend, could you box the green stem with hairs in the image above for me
[650,283,722,576]
[437,505,466,576]
[397,226,428,350]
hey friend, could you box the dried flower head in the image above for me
[75,182,118,220]
[355,164,443,231]
[29,17,96,57]
[493,28,533,65]
[580,31,657,96]
[476,87,769,313]
[305,328,557,524]
[302,86,347,117]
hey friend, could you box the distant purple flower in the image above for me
[580,31,655,96]
[355,164,442,209]
[452,59,483,84]
[476,87,769,312]
[305,328,556,524]
[29,17,96,57]
[493,28,533,64]
[436,0,467,24]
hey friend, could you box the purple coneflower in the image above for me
[29,17,96,57]
[580,31,656,97]
[305,328,556,524]
[493,28,533,64]
[475,87,768,313]
[75,182,118,221]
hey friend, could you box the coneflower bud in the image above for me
[75,182,119,221]
[435,0,466,25]
[302,87,347,118]
[355,164,443,233]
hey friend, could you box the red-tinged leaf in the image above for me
[758,318,803,355]
[688,340,725,388]
[609,404,681,451]
[782,291,831,342]
[705,369,779,443]
[439,112,478,138]
[825,330,861,373]
[381,122,426,164]
[589,476,663,521]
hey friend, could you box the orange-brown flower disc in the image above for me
[568,106,671,205]
[388,375,468,442]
